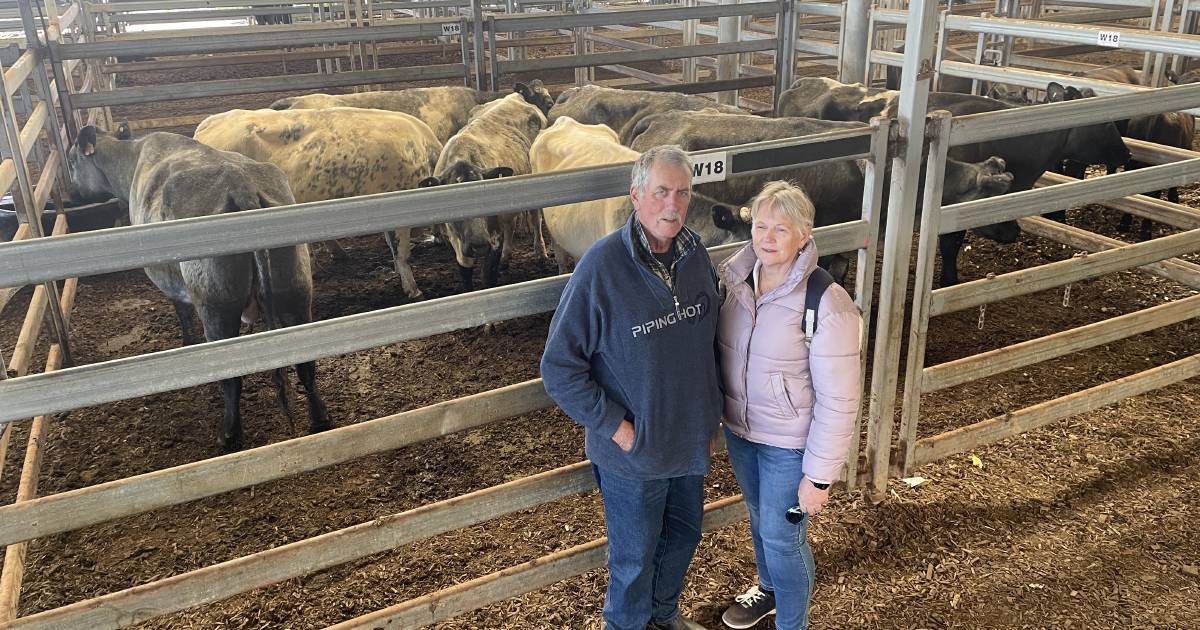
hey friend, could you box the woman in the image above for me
[716,181,862,629]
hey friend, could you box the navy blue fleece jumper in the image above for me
[540,214,723,480]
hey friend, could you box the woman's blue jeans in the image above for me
[725,428,817,630]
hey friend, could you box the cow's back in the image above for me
[439,93,544,176]
[530,117,637,260]
[195,107,442,202]
[271,87,492,143]
[628,110,865,221]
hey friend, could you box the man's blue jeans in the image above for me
[593,465,705,630]
[725,428,817,630]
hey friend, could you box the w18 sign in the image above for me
[691,152,729,184]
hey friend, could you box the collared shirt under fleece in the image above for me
[540,212,723,481]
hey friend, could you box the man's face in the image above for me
[630,161,692,253]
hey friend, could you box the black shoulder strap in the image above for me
[803,266,835,344]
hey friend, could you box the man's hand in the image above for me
[796,477,831,515]
[612,419,635,452]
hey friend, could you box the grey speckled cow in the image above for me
[419,93,547,291]
[66,125,331,451]
[194,107,443,300]
[268,82,556,144]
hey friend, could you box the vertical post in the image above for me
[844,116,891,492]
[487,15,499,92]
[841,0,871,84]
[0,62,72,368]
[1143,0,1163,85]
[1150,0,1177,87]
[717,0,740,106]
[896,110,951,475]
[683,0,698,84]
[460,16,472,87]
[863,0,937,503]
[774,0,796,107]
[20,0,75,181]
[471,0,486,90]
[1172,0,1195,77]
[505,0,518,61]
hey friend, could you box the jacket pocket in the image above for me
[769,372,801,419]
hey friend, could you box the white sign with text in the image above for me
[690,152,729,184]
[1097,31,1121,47]
[441,22,462,36]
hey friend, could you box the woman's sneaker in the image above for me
[720,586,776,629]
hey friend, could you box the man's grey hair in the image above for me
[630,145,692,193]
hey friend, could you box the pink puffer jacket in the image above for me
[717,241,862,483]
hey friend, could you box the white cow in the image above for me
[530,116,750,273]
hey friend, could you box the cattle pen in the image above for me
[0,0,1198,628]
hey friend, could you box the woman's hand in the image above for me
[796,477,831,515]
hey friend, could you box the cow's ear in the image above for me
[418,176,441,188]
[1079,87,1096,98]
[483,166,513,179]
[115,121,132,140]
[514,82,532,100]
[1165,69,1180,84]
[711,205,740,231]
[1064,86,1083,100]
[1045,82,1066,103]
[77,125,98,156]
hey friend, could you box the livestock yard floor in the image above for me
[2,41,1199,629]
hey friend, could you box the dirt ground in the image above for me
[1,27,1199,630]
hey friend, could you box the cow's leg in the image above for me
[937,231,967,287]
[295,360,332,434]
[443,223,476,292]
[194,301,245,451]
[386,227,422,300]
[1047,160,1087,224]
[531,210,550,259]
[552,240,573,275]
[171,300,201,345]
[500,215,515,270]
[481,246,502,289]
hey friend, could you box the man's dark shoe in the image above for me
[648,615,708,630]
[720,586,776,629]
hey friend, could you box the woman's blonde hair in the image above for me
[749,180,816,233]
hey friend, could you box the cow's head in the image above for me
[515,80,555,116]
[418,161,513,189]
[711,203,752,244]
[944,156,1019,244]
[67,123,132,204]
[1047,82,1131,172]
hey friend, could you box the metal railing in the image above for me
[861,2,1200,499]
[0,118,891,627]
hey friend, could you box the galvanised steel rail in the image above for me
[947,81,1200,145]
[943,13,1200,57]
[0,127,872,289]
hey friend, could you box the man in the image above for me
[541,145,722,630]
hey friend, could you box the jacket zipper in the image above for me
[742,288,756,431]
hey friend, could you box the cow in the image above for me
[1056,66,1196,240]
[529,117,750,269]
[779,78,1130,285]
[777,77,898,122]
[624,109,1014,283]
[546,84,744,144]
[267,82,554,144]
[418,93,547,291]
[65,125,331,451]
[194,107,442,300]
